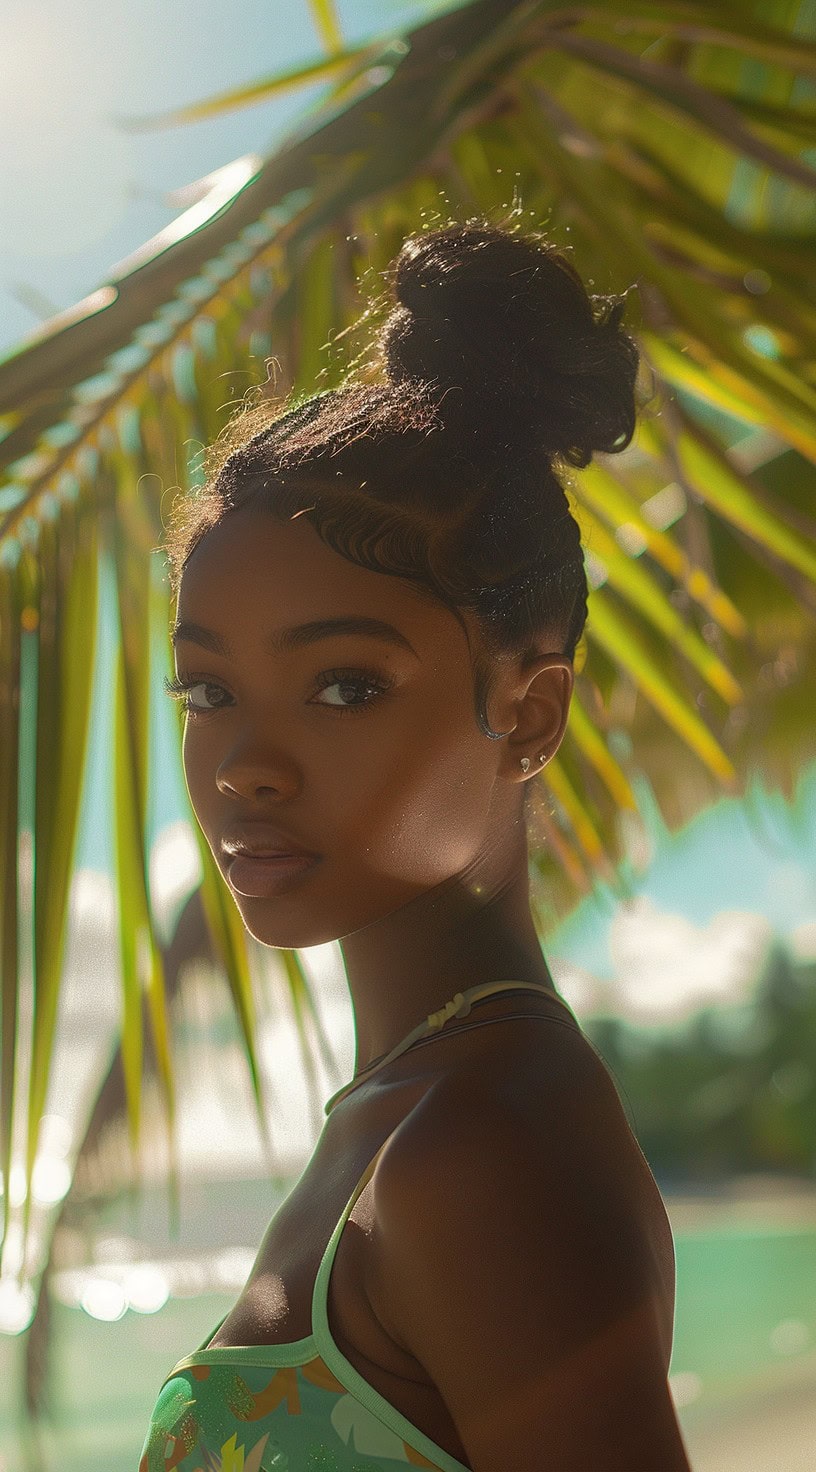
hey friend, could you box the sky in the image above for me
[0,0,451,357]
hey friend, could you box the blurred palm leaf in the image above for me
[114,44,384,131]
[308,0,345,57]
[21,884,341,1425]
[2,0,816,1277]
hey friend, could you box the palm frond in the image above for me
[0,555,23,1253]
[307,0,345,57]
[115,43,374,131]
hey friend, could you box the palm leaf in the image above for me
[544,30,816,191]
[20,496,99,1259]
[307,0,344,56]
[577,0,816,76]
[575,460,748,637]
[648,402,816,590]
[543,753,617,879]
[115,43,376,131]
[585,586,739,785]
[576,501,744,702]
[279,949,335,1138]
[2,0,815,1285]
[111,467,179,1203]
[22,883,282,1423]
[0,554,23,1255]
[194,819,274,1151]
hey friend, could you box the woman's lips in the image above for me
[226,852,321,898]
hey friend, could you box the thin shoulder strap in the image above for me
[310,1139,472,1472]
[311,1136,390,1338]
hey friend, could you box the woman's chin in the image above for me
[237,912,343,950]
[230,880,429,949]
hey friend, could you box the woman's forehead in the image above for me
[176,508,473,653]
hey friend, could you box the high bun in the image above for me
[162,219,642,744]
[381,224,638,469]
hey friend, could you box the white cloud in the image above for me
[149,820,203,942]
[605,896,773,1027]
[68,867,116,932]
[548,959,609,1018]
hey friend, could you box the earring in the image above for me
[520,757,531,773]
[538,752,546,763]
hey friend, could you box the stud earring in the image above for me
[520,757,531,773]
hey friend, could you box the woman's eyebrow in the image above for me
[170,616,419,660]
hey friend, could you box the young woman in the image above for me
[140,223,692,1471]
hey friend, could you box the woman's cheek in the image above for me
[351,758,489,886]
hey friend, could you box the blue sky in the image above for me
[0,0,450,357]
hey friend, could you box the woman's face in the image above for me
[171,505,553,948]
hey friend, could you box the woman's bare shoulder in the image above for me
[387,1009,630,1157]
[373,1017,675,1347]
[365,1021,687,1470]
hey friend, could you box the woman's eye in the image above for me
[162,669,392,718]
[310,669,393,713]
[162,675,226,717]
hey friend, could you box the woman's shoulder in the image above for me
[371,1016,675,1344]
[380,1015,619,1164]
[363,1019,684,1467]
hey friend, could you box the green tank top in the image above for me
[139,982,580,1471]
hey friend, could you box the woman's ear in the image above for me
[501,655,574,779]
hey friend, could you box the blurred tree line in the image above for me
[586,941,816,1182]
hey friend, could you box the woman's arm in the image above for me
[368,1033,692,1472]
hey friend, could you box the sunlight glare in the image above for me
[1,9,131,255]
[0,1278,35,1336]
[81,1278,127,1321]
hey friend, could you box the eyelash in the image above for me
[162,667,394,720]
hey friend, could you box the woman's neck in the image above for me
[338,846,554,1073]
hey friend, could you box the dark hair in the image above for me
[162,222,641,740]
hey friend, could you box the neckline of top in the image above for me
[324,979,576,1115]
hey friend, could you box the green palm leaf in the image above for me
[0,554,23,1253]
[111,455,177,1183]
[566,688,639,812]
[2,0,815,1283]
[544,29,816,191]
[116,44,375,131]
[575,461,748,637]
[576,501,744,703]
[22,498,99,1256]
[308,0,344,56]
[193,817,272,1153]
[586,586,740,785]
[648,404,816,587]
[572,0,816,75]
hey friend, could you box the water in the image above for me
[2,1210,815,1471]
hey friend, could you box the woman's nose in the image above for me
[215,737,304,802]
